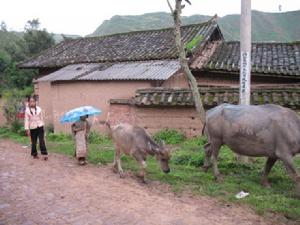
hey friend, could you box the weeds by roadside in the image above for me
[0,126,299,221]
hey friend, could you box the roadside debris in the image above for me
[235,191,249,199]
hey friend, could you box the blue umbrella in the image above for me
[60,106,102,123]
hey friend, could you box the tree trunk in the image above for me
[170,0,206,124]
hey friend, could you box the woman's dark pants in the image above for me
[30,126,48,156]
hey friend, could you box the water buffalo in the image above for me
[203,103,300,192]
[104,122,171,182]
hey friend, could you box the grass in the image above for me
[1,127,300,221]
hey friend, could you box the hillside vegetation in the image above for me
[91,10,300,42]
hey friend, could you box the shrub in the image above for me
[172,150,204,167]
[47,132,72,142]
[88,131,111,145]
[181,136,207,151]
[0,126,11,138]
[45,123,54,134]
[153,129,185,145]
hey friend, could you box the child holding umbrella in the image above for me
[60,106,101,165]
[71,115,91,165]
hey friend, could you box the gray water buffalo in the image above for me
[105,122,171,182]
[203,103,300,192]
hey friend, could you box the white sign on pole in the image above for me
[239,51,251,105]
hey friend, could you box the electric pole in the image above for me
[238,0,251,162]
[240,0,251,105]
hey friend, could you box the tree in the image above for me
[0,21,7,32]
[24,19,40,31]
[167,0,206,123]
[23,19,55,56]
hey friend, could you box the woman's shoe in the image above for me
[33,155,39,159]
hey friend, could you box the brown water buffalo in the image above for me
[104,122,171,182]
[203,103,300,192]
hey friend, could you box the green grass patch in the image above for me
[153,129,185,145]
[1,127,300,221]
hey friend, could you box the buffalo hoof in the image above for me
[202,165,209,173]
[261,180,271,188]
[112,167,118,173]
[141,178,148,184]
[119,171,125,178]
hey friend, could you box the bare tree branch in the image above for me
[185,0,191,5]
[166,0,174,14]
[167,0,206,123]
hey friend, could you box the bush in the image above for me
[172,150,204,167]
[10,120,26,136]
[153,129,185,145]
[88,131,111,145]
[0,126,11,138]
[45,123,54,134]
[181,136,207,151]
[47,132,72,142]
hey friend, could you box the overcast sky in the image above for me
[1,0,299,36]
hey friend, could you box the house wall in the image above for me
[49,81,152,133]
[108,103,203,137]
[195,72,300,87]
[35,81,53,127]
[162,72,189,88]
[134,107,203,137]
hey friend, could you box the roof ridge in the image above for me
[224,41,300,45]
[77,17,216,41]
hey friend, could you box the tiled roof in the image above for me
[19,19,221,68]
[193,41,300,77]
[37,60,180,82]
[133,87,300,109]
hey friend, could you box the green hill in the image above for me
[90,10,300,42]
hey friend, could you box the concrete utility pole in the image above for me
[239,0,251,105]
[238,0,251,163]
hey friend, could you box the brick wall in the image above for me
[108,103,203,137]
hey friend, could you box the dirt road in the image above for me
[0,140,287,225]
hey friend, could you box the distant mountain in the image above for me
[52,33,81,43]
[90,10,300,42]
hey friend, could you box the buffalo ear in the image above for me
[148,142,158,153]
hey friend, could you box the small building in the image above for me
[18,18,300,136]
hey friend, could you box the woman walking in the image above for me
[24,95,48,160]
[71,115,91,165]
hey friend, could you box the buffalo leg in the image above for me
[112,151,118,173]
[261,157,277,187]
[203,143,212,172]
[132,151,147,182]
[281,157,300,194]
[209,141,222,181]
[138,160,147,183]
[113,145,124,178]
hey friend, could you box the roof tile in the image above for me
[192,41,300,77]
[20,19,220,68]
[133,87,300,109]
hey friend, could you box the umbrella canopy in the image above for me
[60,106,101,123]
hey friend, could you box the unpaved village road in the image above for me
[0,140,289,225]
